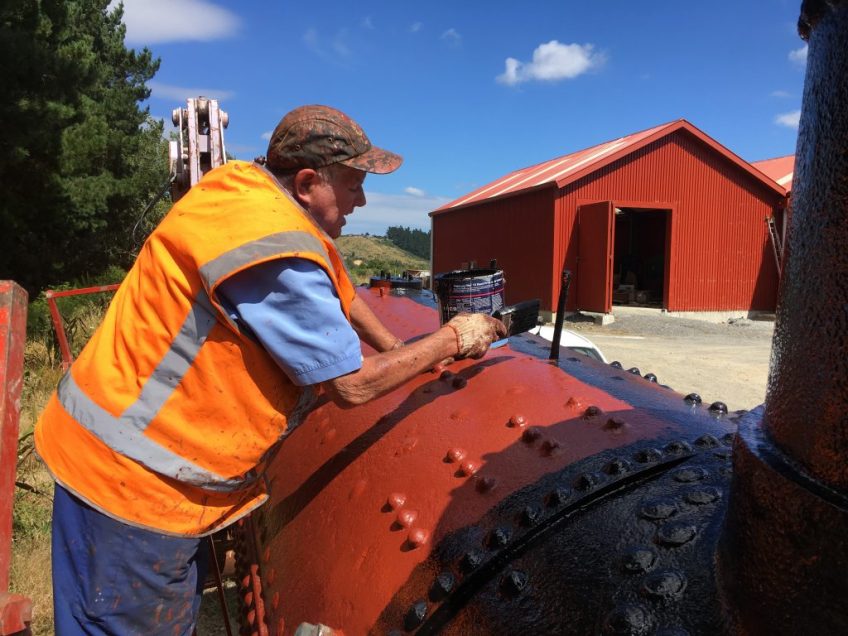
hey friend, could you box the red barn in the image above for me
[431,120,789,316]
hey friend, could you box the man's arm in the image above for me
[218,259,504,408]
[348,294,403,352]
[324,313,505,407]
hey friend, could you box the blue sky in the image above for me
[115,0,808,235]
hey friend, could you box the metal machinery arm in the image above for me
[169,97,229,202]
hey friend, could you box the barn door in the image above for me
[577,201,614,314]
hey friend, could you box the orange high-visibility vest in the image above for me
[35,161,356,536]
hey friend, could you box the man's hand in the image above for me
[323,312,504,408]
[446,313,507,359]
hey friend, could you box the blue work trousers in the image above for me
[51,484,209,635]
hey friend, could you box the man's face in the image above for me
[306,164,367,239]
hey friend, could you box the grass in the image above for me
[336,234,429,284]
[10,340,64,635]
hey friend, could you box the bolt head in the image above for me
[404,600,428,630]
[486,526,512,548]
[508,414,527,428]
[546,487,572,506]
[407,528,430,549]
[460,550,484,572]
[522,426,542,443]
[396,509,418,527]
[452,376,468,389]
[430,572,455,600]
[709,401,728,414]
[604,417,627,431]
[541,438,562,456]
[446,448,467,462]
[476,476,497,492]
[500,570,529,596]
[460,460,479,476]
[387,493,407,510]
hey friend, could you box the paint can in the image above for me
[433,268,505,324]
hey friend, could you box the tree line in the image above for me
[385,226,430,260]
[0,0,168,295]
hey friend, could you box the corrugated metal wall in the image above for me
[433,129,783,313]
[553,130,782,311]
[432,186,556,307]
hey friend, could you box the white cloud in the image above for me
[441,28,461,46]
[362,16,375,30]
[332,30,352,58]
[304,27,352,62]
[148,81,234,102]
[770,90,792,98]
[775,110,801,129]
[497,40,605,86]
[404,187,426,197]
[343,191,449,236]
[789,45,808,66]
[410,22,423,33]
[261,131,273,141]
[111,0,240,44]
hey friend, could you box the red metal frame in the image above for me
[0,281,32,635]
[45,285,119,370]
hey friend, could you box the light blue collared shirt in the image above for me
[217,258,362,386]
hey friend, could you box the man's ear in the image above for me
[293,168,320,205]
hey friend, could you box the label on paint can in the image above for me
[433,268,505,324]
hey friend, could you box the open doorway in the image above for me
[612,206,670,307]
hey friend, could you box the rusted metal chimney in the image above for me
[719,1,848,633]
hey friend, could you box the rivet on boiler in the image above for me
[407,528,430,549]
[447,448,467,462]
[396,509,418,528]
[387,493,407,510]
[508,414,527,428]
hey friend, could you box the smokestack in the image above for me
[719,2,848,633]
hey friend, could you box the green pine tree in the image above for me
[0,0,167,294]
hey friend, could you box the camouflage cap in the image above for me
[265,105,403,174]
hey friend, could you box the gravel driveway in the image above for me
[559,308,776,411]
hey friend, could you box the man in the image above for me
[35,104,505,634]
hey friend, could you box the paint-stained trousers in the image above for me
[51,484,209,635]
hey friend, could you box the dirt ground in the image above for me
[560,307,776,412]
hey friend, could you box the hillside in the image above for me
[336,234,429,284]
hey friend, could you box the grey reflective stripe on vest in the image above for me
[57,290,256,492]
[199,230,332,291]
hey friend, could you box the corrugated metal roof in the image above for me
[434,119,787,214]
[751,155,795,191]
